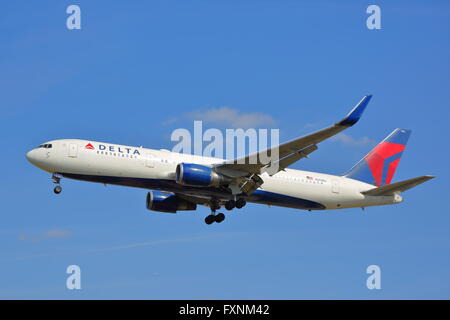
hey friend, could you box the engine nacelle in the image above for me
[175,163,230,187]
[146,191,196,213]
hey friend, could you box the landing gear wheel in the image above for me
[204,215,215,225]
[215,213,225,223]
[53,186,62,194]
[225,200,236,211]
[235,198,246,209]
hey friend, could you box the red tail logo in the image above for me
[365,142,405,186]
[343,129,411,186]
[85,143,95,150]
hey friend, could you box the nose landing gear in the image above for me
[52,174,62,194]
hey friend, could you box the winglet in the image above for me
[338,95,372,126]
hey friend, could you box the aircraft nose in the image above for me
[26,149,37,164]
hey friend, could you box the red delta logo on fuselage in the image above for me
[85,143,94,150]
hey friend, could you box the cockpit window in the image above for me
[37,144,52,149]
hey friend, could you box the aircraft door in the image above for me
[68,143,78,158]
[145,153,157,168]
[332,180,340,194]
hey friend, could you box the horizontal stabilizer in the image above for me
[361,175,435,196]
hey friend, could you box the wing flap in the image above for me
[270,144,318,174]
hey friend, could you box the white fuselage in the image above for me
[26,139,402,211]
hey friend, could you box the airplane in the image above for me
[26,95,434,224]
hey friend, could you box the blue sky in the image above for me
[1,0,449,299]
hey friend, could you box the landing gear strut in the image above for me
[52,174,62,194]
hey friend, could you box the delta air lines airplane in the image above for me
[26,96,434,224]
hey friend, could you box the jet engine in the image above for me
[146,191,196,213]
[175,163,231,187]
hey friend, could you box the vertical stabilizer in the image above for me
[344,128,411,186]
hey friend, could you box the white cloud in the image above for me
[161,117,177,126]
[90,232,238,253]
[331,133,376,147]
[18,229,72,243]
[303,123,319,129]
[4,232,242,262]
[164,106,277,128]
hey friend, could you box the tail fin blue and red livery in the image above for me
[343,128,411,186]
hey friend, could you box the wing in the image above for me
[175,192,213,206]
[215,95,372,176]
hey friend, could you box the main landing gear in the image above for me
[205,199,225,225]
[224,198,246,210]
[204,212,225,225]
[52,174,62,194]
[205,199,225,224]
[204,198,247,225]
